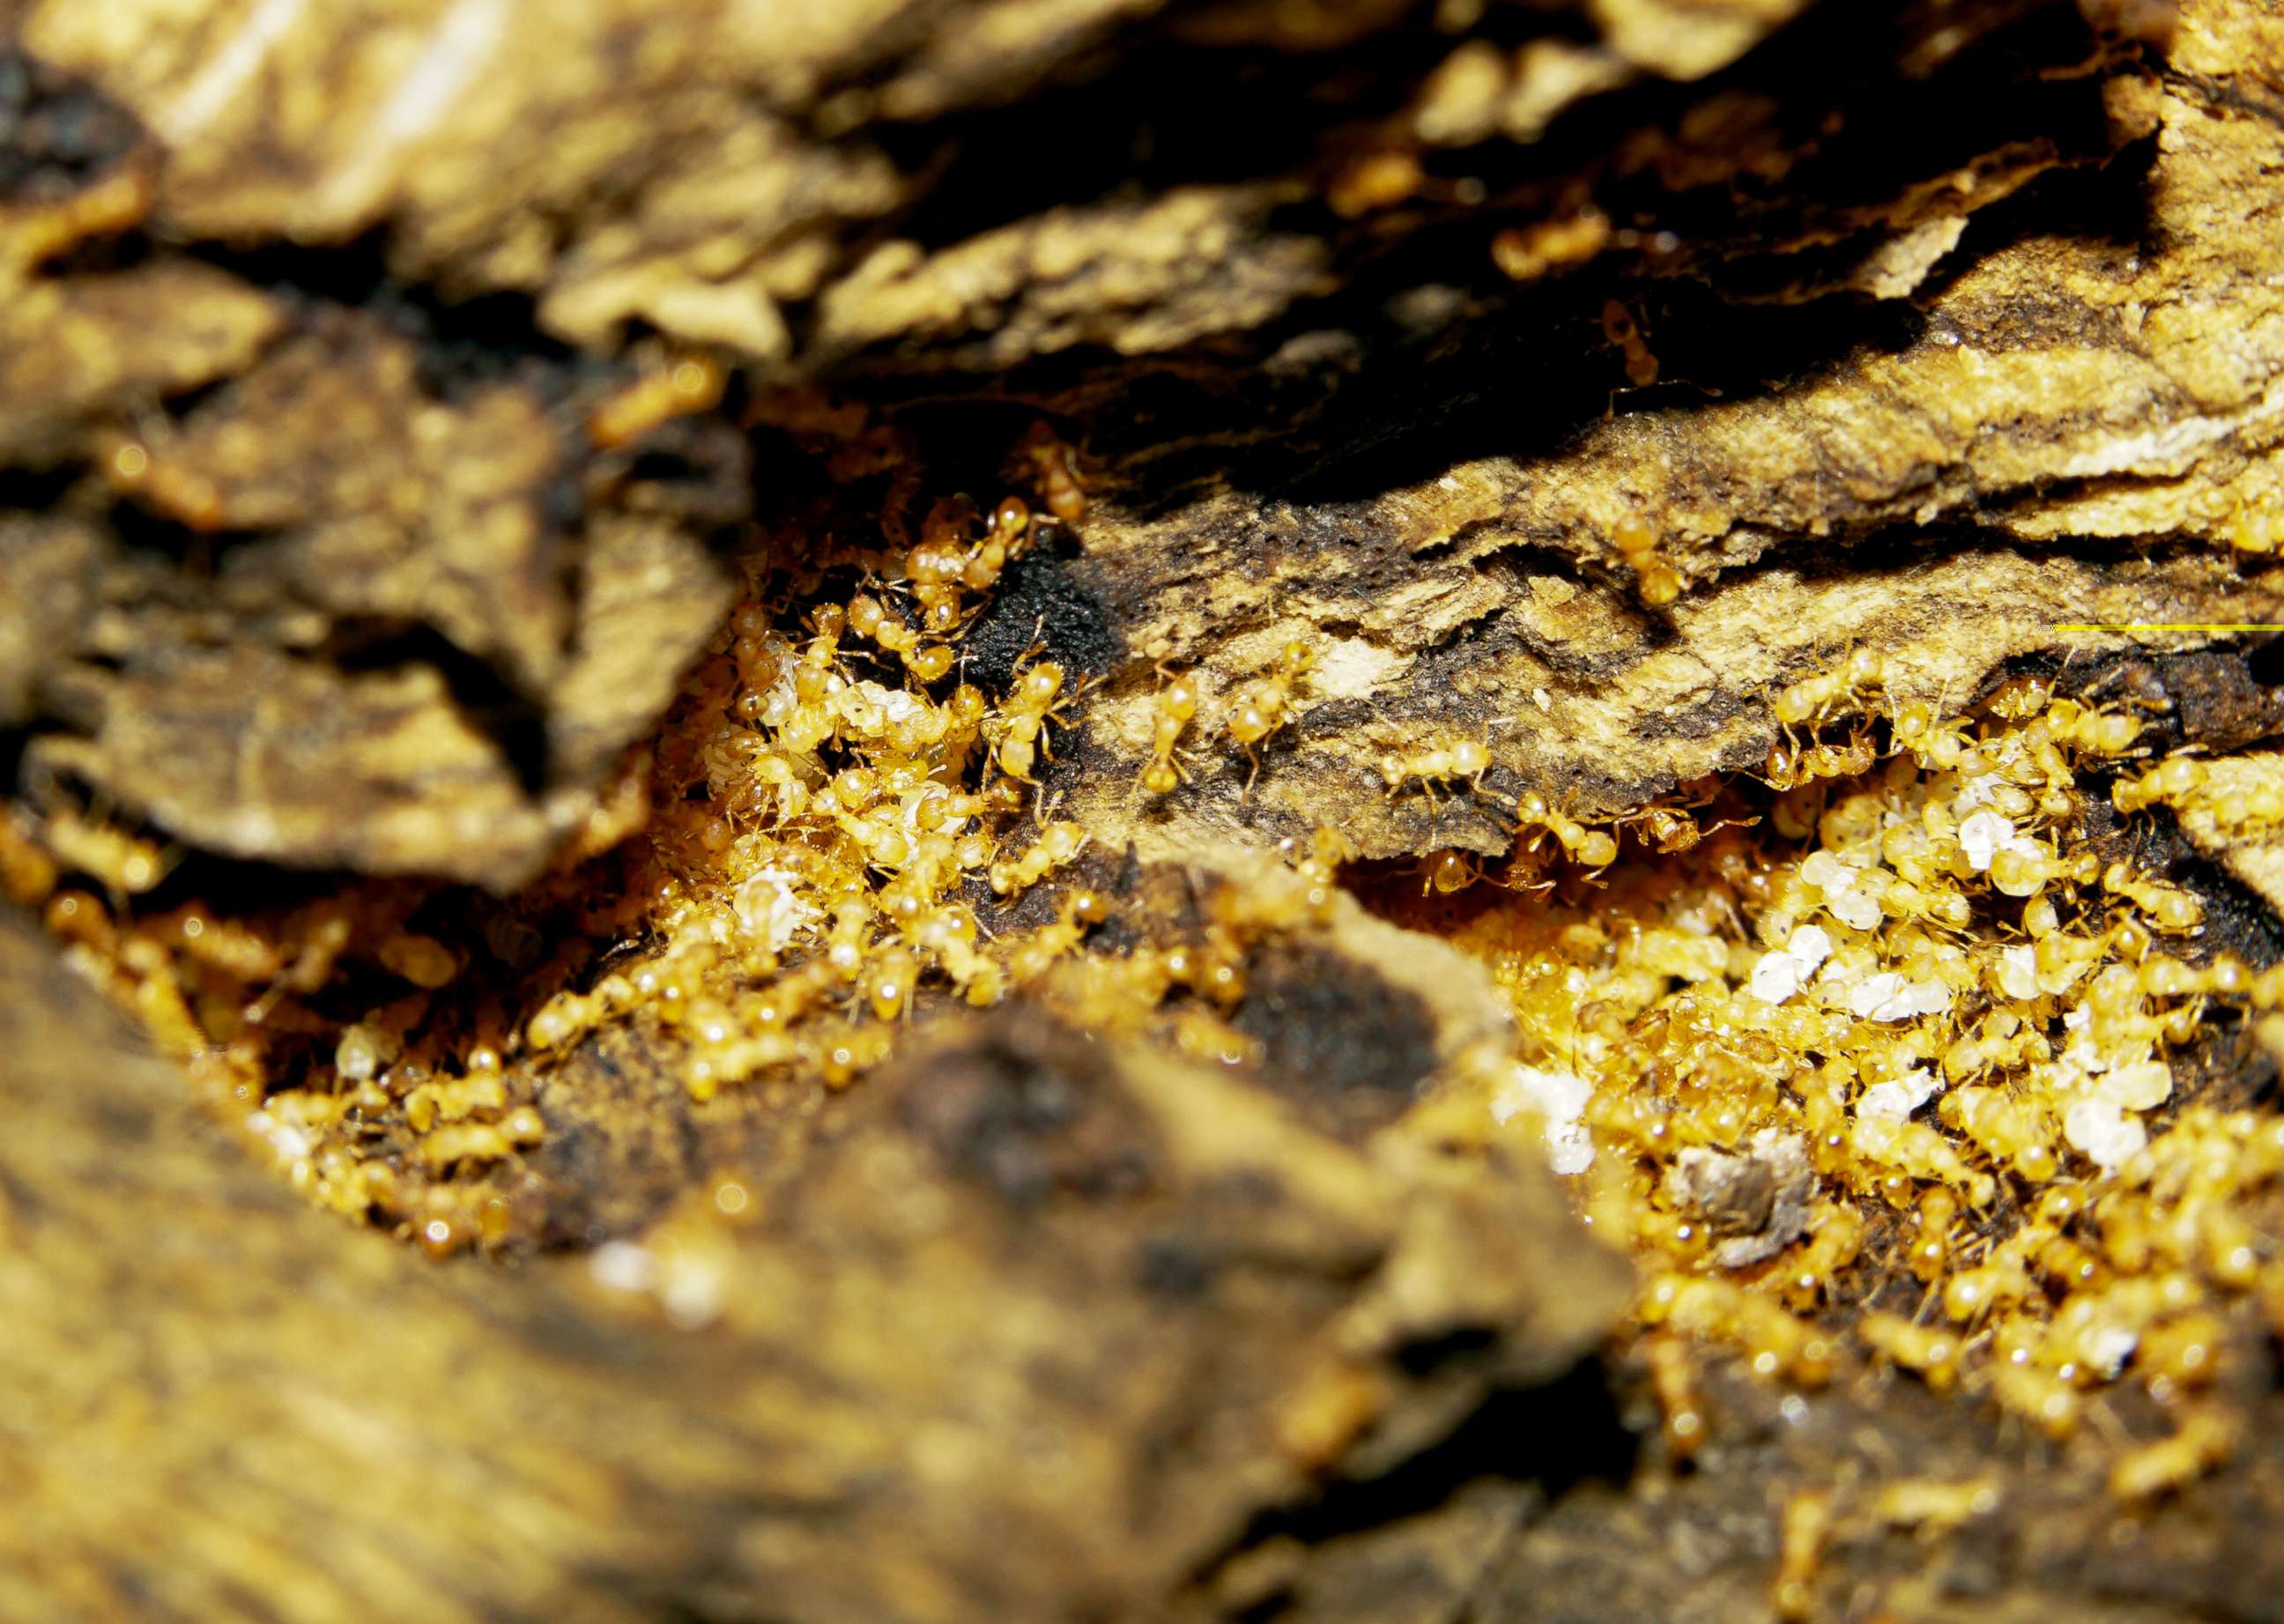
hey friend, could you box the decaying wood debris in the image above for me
[9,0,2284,1619]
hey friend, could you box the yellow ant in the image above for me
[1412,848,1490,895]
[1014,421,1087,523]
[991,633,1093,783]
[1609,514,1683,607]
[1773,645,1886,732]
[1139,663,1201,795]
[1226,638,1316,795]
[37,805,178,908]
[1761,727,1878,793]
[1378,737,1494,806]
[1512,790,1619,871]
[587,354,725,449]
[1601,298,1660,389]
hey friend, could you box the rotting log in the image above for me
[10,0,2284,1620]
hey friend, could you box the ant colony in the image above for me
[5,422,1346,1259]
[1423,656,2284,1506]
[11,411,2284,1510]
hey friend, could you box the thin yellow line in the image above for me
[2054,623,2284,632]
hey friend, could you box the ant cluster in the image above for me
[1372,730,1624,891]
[0,798,544,1254]
[1134,636,1316,797]
[17,361,2284,1517]
[2113,748,2284,836]
[7,425,1368,1257]
[5,426,1129,1242]
[1432,658,2284,1501]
